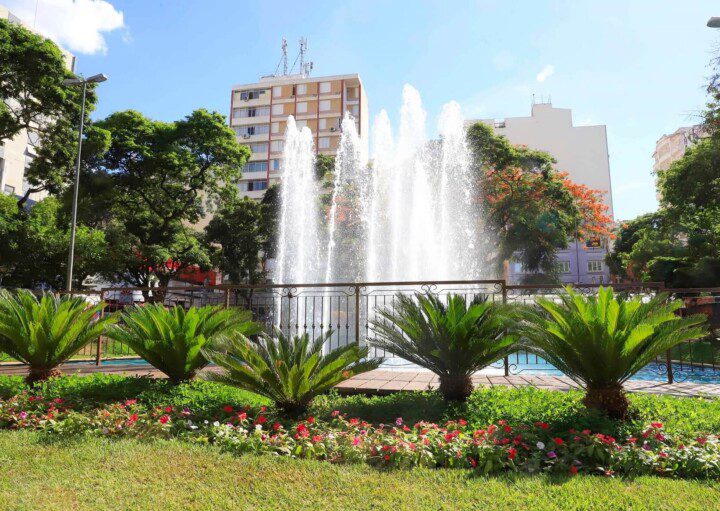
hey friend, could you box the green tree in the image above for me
[0,194,107,289]
[0,18,102,207]
[205,198,269,285]
[77,109,249,297]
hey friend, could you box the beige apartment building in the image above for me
[653,125,705,174]
[230,73,368,199]
[0,5,76,204]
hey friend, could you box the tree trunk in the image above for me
[438,375,474,402]
[26,367,62,386]
[277,400,311,418]
[583,385,629,419]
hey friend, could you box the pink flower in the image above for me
[352,436,361,446]
[18,411,27,420]
[395,418,403,426]
[125,399,137,406]
[331,410,340,417]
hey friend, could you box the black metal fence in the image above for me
[2,280,720,384]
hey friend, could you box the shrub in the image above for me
[521,286,708,419]
[106,304,260,384]
[203,330,381,416]
[369,293,519,401]
[0,290,114,384]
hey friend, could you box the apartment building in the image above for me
[0,5,76,204]
[230,73,368,199]
[469,101,614,284]
[653,125,705,174]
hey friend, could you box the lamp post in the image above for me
[62,73,107,292]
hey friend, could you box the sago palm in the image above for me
[369,293,519,401]
[106,304,260,384]
[0,290,115,384]
[203,329,381,416]
[521,286,708,418]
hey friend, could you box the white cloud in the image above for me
[5,0,125,55]
[536,64,555,83]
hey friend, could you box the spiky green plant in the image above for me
[369,293,520,401]
[106,304,260,384]
[0,290,115,384]
[521,286,708,418]
[203,330,381,416]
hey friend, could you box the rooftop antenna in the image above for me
[274,38,288,76]
[299,37,313,77]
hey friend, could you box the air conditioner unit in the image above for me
[242,134,250,139]
[330,127,336,132]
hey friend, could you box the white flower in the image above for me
[537,441,545,450]
[213,421,220,427]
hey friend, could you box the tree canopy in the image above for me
[0,18,102,207]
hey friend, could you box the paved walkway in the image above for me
[1,363,719,399]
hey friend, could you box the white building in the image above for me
[470,101,614,284]
[0,5,76,204]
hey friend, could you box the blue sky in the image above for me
[7,0,720,220]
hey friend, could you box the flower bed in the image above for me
[1,391,719,479]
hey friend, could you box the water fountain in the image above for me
[274,84,490,285]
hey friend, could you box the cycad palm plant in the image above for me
[0,290,115,384]
[369,293,520,401]
[203,329,381,416]
[106,304,260,384]
[521,286,708,418]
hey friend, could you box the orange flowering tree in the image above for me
[467,122,613,281]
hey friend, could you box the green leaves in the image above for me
[368,293,519,391]
[522,286,709,390]
[203,329,381,415]
[106,304,259,383]
[0,290,115,378]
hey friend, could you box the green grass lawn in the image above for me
[0,431,718,511]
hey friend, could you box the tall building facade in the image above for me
[230,73,368,199]
[653,125,705,174]
[0,5,76,204]
[470,101,614,284]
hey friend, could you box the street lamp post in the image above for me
[63,73,107,292]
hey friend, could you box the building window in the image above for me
[296,120,307,129]
[271,104,284,116]
[233,106,270,118]
[319,137,330,149]
[319,81,331,94]
[271,122,280,134]
[234,124,270,137]
[319,100,331,112]
[249,142,268,153]
[243,161,268,173]
[587,260,604,273]
[347,104,359,116]
[270,140,284,153]
[296,83,307,95]
[557,261,571,274]
[318,118,327,130]
[296,102,307,114]
[346,87,358,100]
[3,184,15,195]
[238,89,267,101]
[273,86,281,98]
[272,159,280,171]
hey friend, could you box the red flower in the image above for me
[159,415,170,424]
[651,422,663,429]
[553,438,564,446]
[223,405,233,413]
[307,416,315,424]
[256,415,267,425]
[535,422,549,430]
[273,422,282,431]
[444,433,454,443]
[508,447,517,460]
[458,419,467,426]
[384,454,390,461]
[125,399,137,406]
[468,457,477,468]
[237,412,247,421]
[331,410,340,417]
[164,406,172,413]
[312,435,323,443]
[569,465,578,476]
[659,451,668,458]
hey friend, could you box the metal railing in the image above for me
[2,280,720,384]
